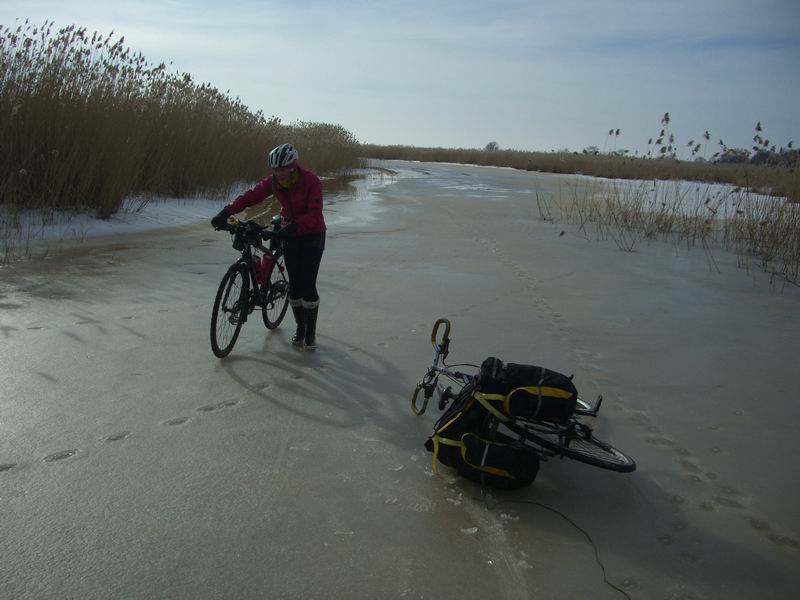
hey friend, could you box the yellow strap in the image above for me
[504,386,574,415]
[511,386,575,399]
[462,450,514,478]
[472,391,512,422]
[430,399,473,474]
[433,396,479,438]
[461,434,515,479]
[436,411,465,436]
[433,433,518,480]
[431,435,464,474]
[436,437,464,448]
[474,387,573,420]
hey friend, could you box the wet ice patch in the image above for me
[409,498,436,513]
[500,513,520,521]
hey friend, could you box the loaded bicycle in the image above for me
[412,319,635,489]
[210,216,289,357]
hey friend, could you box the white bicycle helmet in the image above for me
[268,143,299,168]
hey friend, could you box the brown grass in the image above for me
[0,20,362,220]
[537,179,800,283]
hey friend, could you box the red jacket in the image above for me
[226,164,326,237]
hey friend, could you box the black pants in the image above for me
[283,232,324,304]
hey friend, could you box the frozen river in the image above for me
[1,161,798,599]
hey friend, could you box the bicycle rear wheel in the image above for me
[211,263,249,357]
[509,420,636,473]
[261,260,289,329]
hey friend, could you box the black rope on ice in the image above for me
[476,489,633,600]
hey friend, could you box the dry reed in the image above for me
[538,178,800,283]
[1,20,361,220]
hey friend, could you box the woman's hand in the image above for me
[277,222,299,238]
[211,208,232,229]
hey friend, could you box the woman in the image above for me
[211,143,325,350]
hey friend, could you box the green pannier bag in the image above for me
[475,357,578,423]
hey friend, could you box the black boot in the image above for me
[303,303,318,351]
[290,300,305,345]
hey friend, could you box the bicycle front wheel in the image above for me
[262,260,289,329]
[211,263,250,357]
[510,420,636,473]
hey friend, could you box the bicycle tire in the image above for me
[211,263,249,357]
[508,419,636,473]
[261,259,289,329]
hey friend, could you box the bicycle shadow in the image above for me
[217,330,426,451]
[216,334,790,594]
[442,453,789,596]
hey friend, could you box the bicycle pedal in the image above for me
[255,290,270,306]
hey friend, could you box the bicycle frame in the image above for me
[210,217,291,358]
[411,318,636,473]
[411,319,471,415]
[412,318,602,435]
[226,218,285,315]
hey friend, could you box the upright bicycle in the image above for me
[412,319,635,487]
[210,216,290,357]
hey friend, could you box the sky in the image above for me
[2,0,799,156]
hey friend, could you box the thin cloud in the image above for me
[2,0,798,153]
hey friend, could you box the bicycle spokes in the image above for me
[211,265,248,357]
[225,299,244,325]
[268,280,288,304]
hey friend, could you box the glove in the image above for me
[276,222,299,239]
[211,208,232,229]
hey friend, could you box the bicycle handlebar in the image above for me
[412,318,472,415]
[411,383,428,415]
[431,318,451,360]
[217,217,280,239]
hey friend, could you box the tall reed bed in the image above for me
[362,144,799,204]
[0,20,361,221]
[538,178,800,283]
